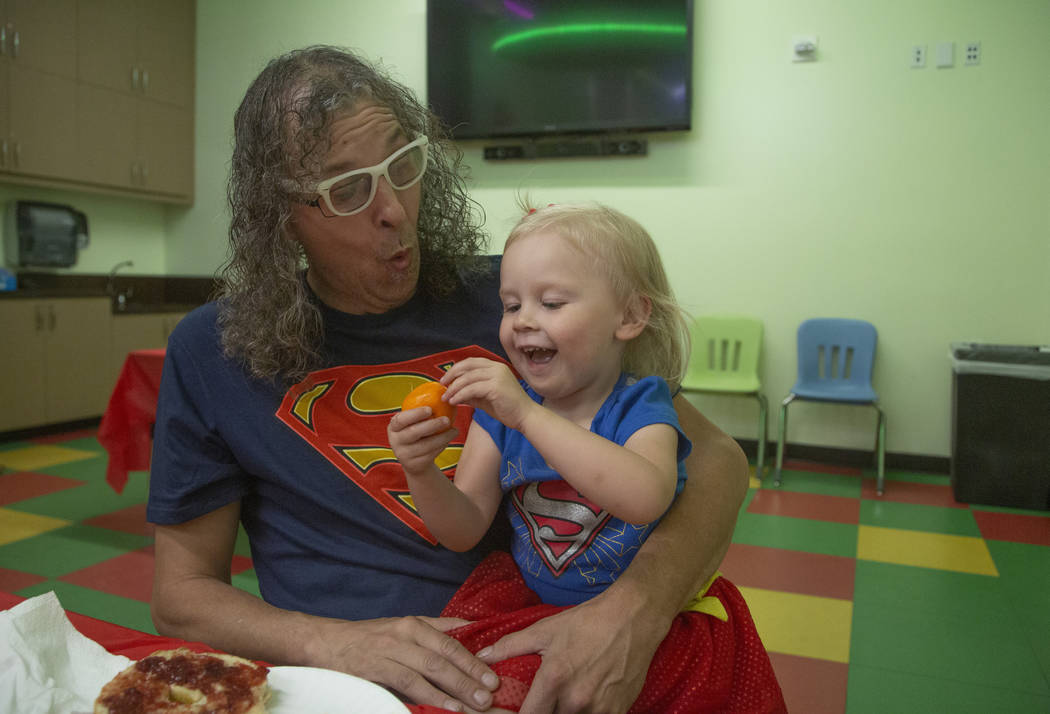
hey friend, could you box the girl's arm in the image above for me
[518,409,678,524]
[387,407,503,552]
[442,358,678,525]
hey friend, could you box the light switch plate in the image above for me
[936,41,955,68]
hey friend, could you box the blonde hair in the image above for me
[506,200,691,390]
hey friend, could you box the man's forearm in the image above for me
[152,570,324,666]
[603,397,749,617]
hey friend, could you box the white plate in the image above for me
[267,666,410,714]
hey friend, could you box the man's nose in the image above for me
[372,176,408,226]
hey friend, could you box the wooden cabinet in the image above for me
[110,311,185,386]
[0,0,195,201]
[77,83,192,196]
[0,297,112,432]
[75,0,194,200]
[77,0,193,108]
[0,0,79,178]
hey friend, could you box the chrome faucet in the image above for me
[107,260,135,310]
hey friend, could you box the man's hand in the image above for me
[305,614,502,712]
[154,509,501,712]
[475,587,668,714]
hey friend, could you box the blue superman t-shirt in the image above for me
[472,374,691,605]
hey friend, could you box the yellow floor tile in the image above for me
[739,585,853,663]
[0,508,71,546]
[856,524,998,576]
[749,470,762,489]
[0,445,99,472]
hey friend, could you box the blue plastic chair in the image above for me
[681,316,769,479]
[773,318,886,494]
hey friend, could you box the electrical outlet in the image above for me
[911,45,926,68]
[965,41,981,65]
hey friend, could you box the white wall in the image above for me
[10,0,1045,460]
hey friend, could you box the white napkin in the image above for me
[0,591,132,714]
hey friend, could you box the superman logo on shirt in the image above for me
[275,346,502,544]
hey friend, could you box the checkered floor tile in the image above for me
[1,433,1048,712]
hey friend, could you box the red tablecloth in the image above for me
[98,348,166,494]
[0,590,448,713]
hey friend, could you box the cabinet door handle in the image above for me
[1,139,7,169]
[1,25,6,56]
[48,305,56,331]
[35,305,45,332]
[13,141,20,169]
[132,66,140,91]
[12,29,18,58]
[142,69,150,93]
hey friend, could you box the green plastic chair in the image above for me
[681,316,769,479]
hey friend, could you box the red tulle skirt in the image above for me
[442,552,787,713]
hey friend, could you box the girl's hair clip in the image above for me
[526,203,556,216]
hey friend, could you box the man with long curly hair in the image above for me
[147,46,750,713]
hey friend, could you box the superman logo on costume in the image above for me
[275,346,502,544]
[511,480,612,577]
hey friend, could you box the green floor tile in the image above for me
[38,453,110,484]
[870,470,951,487]
[732,511,857,557]
[8,478,149,521]
[846,664,1050,714]
[986,539,1050,684]
[738,488,758,514]
[0,524,151,578]
[986,540,1050,605]
[766,469,862,498]
[232,570,262,599]
[852,560,1020,628]
[850,596,1047,695]
[859,499,981,536]
[234,524,253,557]
[17,581,157,635]
[55,436,107,454]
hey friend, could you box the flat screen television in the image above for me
[426,0,694,140]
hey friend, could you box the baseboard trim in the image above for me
[1,417,102,445]
[736,438,950,474]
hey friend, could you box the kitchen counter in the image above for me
[0,272,217,314]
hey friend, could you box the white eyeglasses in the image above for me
[303,135,429,217]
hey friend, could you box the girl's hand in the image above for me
[387,406,457,477]
[441,358,535,431]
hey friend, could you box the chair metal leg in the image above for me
[874,404,886,496]
[773,394,795,487]
[754,392,768,481]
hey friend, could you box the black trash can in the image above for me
[950,343,1050,510]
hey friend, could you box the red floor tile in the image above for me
[748,488,860,525]
[231,555,254,575]
[782,459,863,477]
[0,471,86,506]
[721,543,855,600]
[60,546,156,603]
[83,504,155,537]
[769,652,848,714]
[972,509,1050,546]
[0,566,47,593]
[860,477,965,508]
